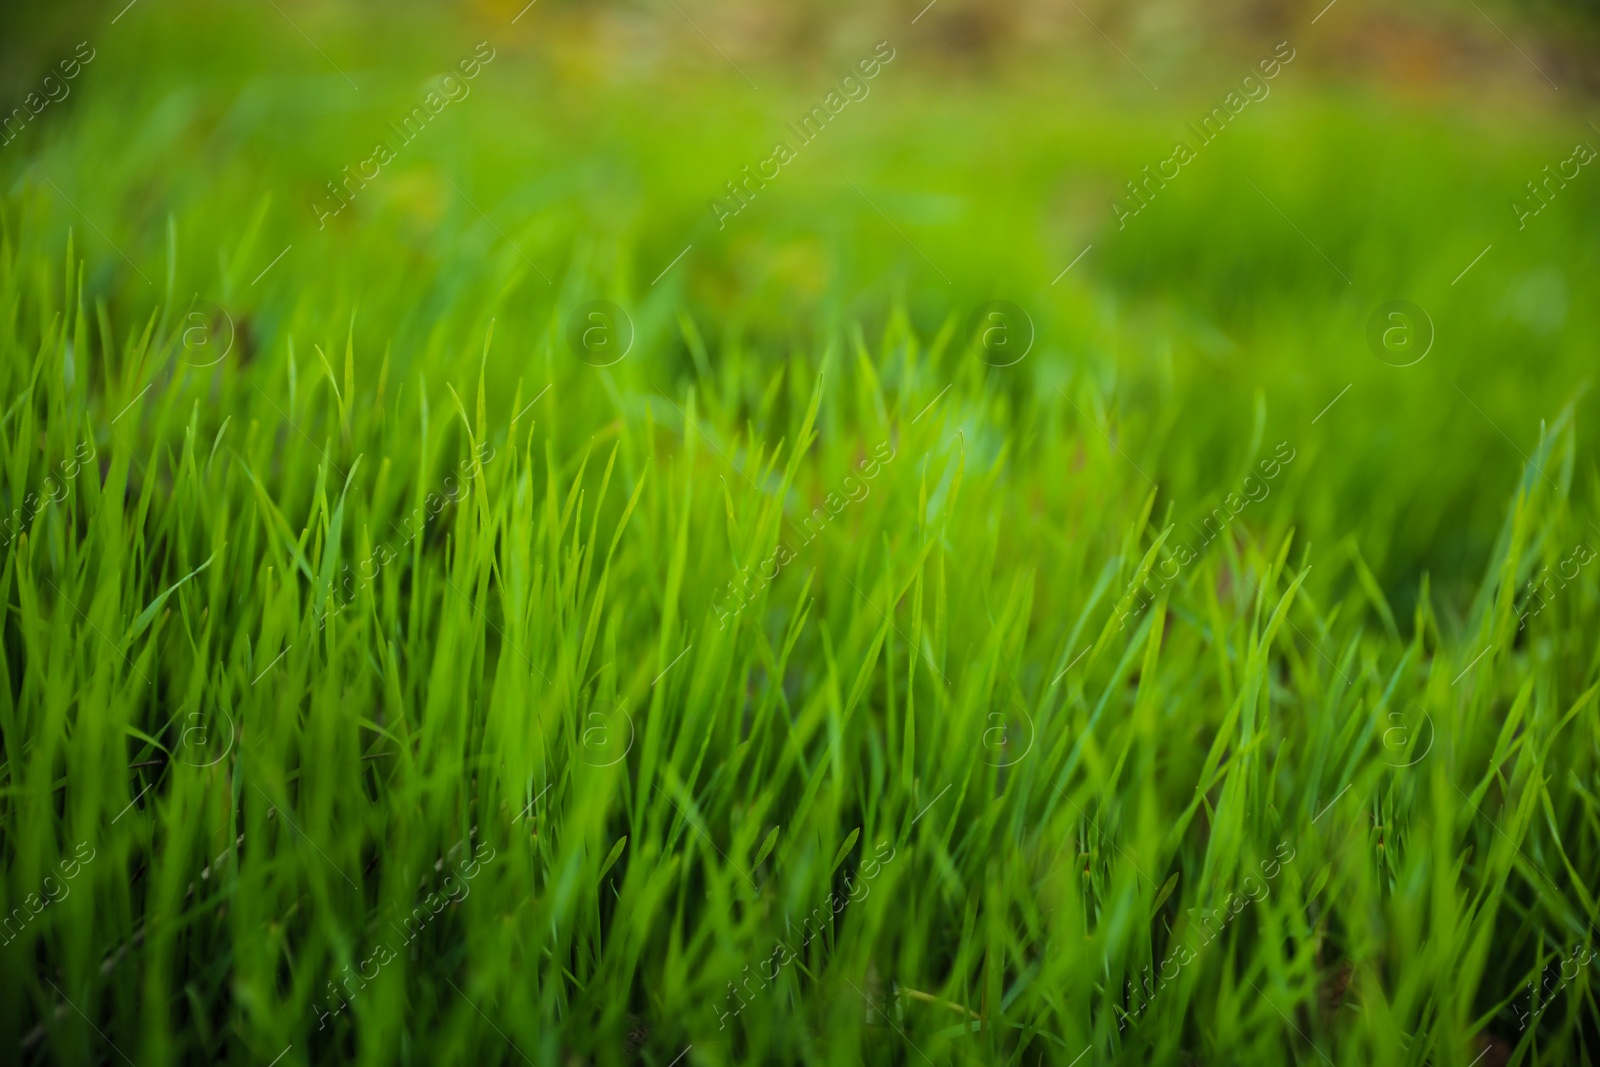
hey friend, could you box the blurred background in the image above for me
[2,0,1598,625]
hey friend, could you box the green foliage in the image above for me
[1,3,1598,1065]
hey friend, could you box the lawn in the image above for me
[2,0,1599,1064]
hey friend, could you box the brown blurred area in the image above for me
[528,0,1600,92]
[496,0,1599,96]
[3,0,1597,111]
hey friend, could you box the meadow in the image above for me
[1,0,1598,1064]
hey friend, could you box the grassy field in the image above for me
[2,1,1599,1064]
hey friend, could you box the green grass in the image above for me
[3,1,1600,1064]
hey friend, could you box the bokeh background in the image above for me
[4,0,1597,618]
